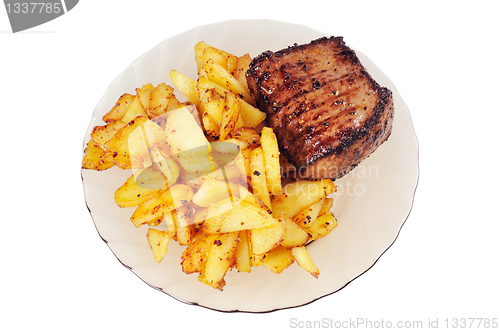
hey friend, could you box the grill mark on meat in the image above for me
[246,36,394,180]
[272,73,364,127]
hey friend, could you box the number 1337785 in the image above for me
[444,318,498,329]
[6,2,62,14]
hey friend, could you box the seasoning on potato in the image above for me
[82,41,338,290]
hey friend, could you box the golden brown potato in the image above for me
[164,106,214,174]
[130,184,193,228]
[293,198,325,228]
[239,186,272,215]
[83,42,342,290]
[291,246,319,278]
[169,206,196,246]
[127,117,167,170]
[199,88,224,124]
[250,147,271,209]
[203,59,254,106]
[82,139,115,171]
[234,53,252,90]
[169,70,200,107]
[114,165,167,208]
[203,203,278,234]
[220,91,241,140]
[103,116,148,169]
[181,233,217,274]
[121,96,148,124]
[197,77,265,129]
[146,228,173,263]
[191,179,240,208]
[148,144,181,186]
[194,41,210,77]
[90,120,127,149]
[199,88,223,139]
[136,83,154,111]
[280,216,309,248]
[235,230,251,273]
[148,83,175,118]
[230,127,261,149]
[249,218,285,255]
[303,211,338,241]
[262,245,294,274]
[271,179,336,218]
[260,127,281,195]
[238,99,266,128]
[198,232,239,290]
[318,197,334,216]
[102,93,135,123]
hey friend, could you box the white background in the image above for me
[1,1,499,331]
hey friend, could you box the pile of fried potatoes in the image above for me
[82,42,338,291]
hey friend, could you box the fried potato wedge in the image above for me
[198,232,239,290]
[220,91,241,140]
[239,99,266,128]
[194,41,209,77]
[148,83,175,118]
[230,127,261,149]
[169,70,200,107]
[103,116,149,169]
[293,198,325,228]
[148,144,181,186]
[82,138,115,171]
[203,59,254,106]
[146,228,173,263]
[191,179,240,208]
[291,246,319,278]
[127,118,167,169]
[250,147,271,209]
[164,106,214,174]
[262,245,294,274]
[203,204,278,234]
[304,211,338,241]
[114,165,167,208]
[260,127,281,195]
[249,218,285,255]
[199,87,224,125]
[235,230,251,272]
[166,206,195,245]
[280,216,309,248]
[136,83,154,111]
[318,197,334,216]
[196,77,265,128]
[198,87,223,139]
[90,120,127,149]
[102,93,135,123]
[234,53,252,90]
[239,186,272,215]
[121,95,148,124]
[181,234,217,274]
[130,184,193,228]
[271,179,336,218]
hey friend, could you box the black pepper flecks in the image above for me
[312,78,321,90]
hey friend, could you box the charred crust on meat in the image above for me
[246,36,394,180]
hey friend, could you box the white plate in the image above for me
[81,19,419,313]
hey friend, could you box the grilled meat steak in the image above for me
[246,36,394,180]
